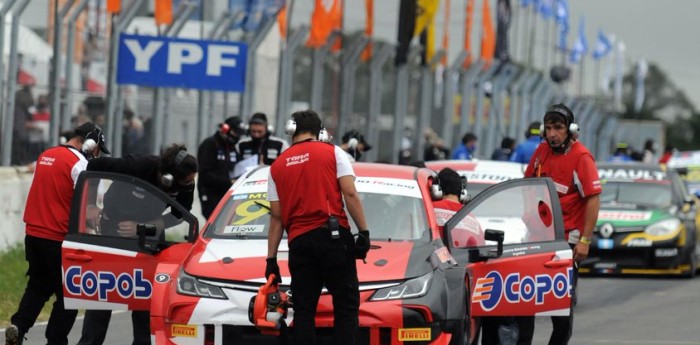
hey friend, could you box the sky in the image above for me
[291,0,700,109]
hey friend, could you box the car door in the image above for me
[62,171,199,311]
[444,177,573,317]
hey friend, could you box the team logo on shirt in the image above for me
[286,153,309,166]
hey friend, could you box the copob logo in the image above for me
[472,269,573,311]
[65,266,152,301]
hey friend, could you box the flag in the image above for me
[613,40,625,110]
[419,16,436,65]
[495,0,512,62]
[307,0,343,48]
[414,0,440,38]
[229,0,285,32]
[520,0,533,8]
[463,0,474,66]
[107,0,120,13]
[481,0,496,62]
[538,0,554,19]
[440,0,450,65]
[154,0,173,25]
[244,0,266,32]
[569,16,587,63]
[600,33,616,93]
[592,29,612,59]
[278,4,287,38]
[229,0,249,30]
[634,59,648,112]
[396,0,417,66]
[361,0,374,61]
[555,0,569,51]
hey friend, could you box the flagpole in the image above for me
[528,5,536,68]
[542,19,551,71]
[513,1,520,61]
[579,56,584,96]
[594,59,600,99]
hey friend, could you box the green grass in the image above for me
[0,245,54,327]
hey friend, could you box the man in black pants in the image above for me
[265,110,370,345]
[77,144,198,345]
[6,122,108,345]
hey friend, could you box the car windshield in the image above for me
[204,178,430,243]
[600,181,673,208]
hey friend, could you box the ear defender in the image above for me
[459,177,470,203]
[348,137,359,150]
[219,123,230,135]
[161,149,188,188]
[318,128,332,142]
[284,119,296,136]
[82,139,97,153]
[430,176,443,201]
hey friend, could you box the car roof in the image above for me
[425,160,525,183]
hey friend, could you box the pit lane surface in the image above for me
[13,276,700,344]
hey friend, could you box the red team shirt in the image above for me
[524,141,602,241]
[433,199,484,247]
[268,141,355,242]
[24,146,88,241]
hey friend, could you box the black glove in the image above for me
[265,257,282,284]
[354,230,371,260]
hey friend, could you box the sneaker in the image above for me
[5,324,24,345]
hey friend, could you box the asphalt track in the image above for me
[8,275,700,344]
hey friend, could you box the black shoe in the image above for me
[5,324,25,345]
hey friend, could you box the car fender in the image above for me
[150,262,182,318]
[442,265,468,331]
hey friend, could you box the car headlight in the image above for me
[370,272,432,301]
[177,269,227,299]
[644,218,681,237]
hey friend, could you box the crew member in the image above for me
[6,122,109,345]
[236,112,289,165]
[197,116,245,218]
[339,130,372,162]
[511,121,542,164]
[265,110,370,345]
[518,104,601,345]
[77,144,197,345]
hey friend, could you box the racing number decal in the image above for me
[233,199,270,225]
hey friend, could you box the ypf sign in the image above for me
[117,33,248,92]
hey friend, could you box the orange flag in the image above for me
[107,0,120,13]
[441,0,450,66]
[278,5,288,39]
[480,0,496,62]
[463,0,474,66]
[154,0,173,25]
[360,0,373,62]
[307,0,343,49]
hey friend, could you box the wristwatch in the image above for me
[579,236,591,245]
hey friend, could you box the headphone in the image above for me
[539,104,579,137]
[81,127,101,154]
[348,138,359,150]
[431,174,469,202]
[219,123,230,135]
[161,149,188,188]
[285,117,328,141]
[318,128,332,143]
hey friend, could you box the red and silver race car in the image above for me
[62,163,573,345]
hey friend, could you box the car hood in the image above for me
[182,238,435,284]
[597,207,674,227]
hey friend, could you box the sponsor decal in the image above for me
[597,239,614,249]
[171,324,197,338]
[598,211,652,222]
[461,172,517,183]
[472,270,572,311]
[223,224,265,233]
[655,248,678,257]
[599,223,614,238]
[354,178,422,198]
[598,168,666,181]
[398,328,431,341]
[433,247,456,264]
[626,238,652,247]
[39,156,56,166]
[232,194,248,200]
[155,273,170,283]
[243,180,267,186]
[553,182,569,194]
[65,266,152,301]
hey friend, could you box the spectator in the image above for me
[642,139,657,163]
[659,145,676,165]
[511,121,542,164]
[424,128,450,161]
[27,94,50,159]
[491,137,515,161]
[608,143,633,163]
[452,132,478,160]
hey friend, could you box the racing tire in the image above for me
[448,309,479,345]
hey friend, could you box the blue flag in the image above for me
[592,29,613,60]
[569,16,587,63]
[538,0,554,19]
[229,0,285,32]
[228,0,249,30]
[555,0,569,50]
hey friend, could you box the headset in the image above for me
[219,123,231,135]
[539,104,579,137]
[161,149,188,188]
[285,117,329,141]
[81,127,101,154]
[348,137,359,150]
[318,128,332,143]
[431,174,469,202]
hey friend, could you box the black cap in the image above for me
[342,130,372,151]
[74,122,110,154]
[249,112,268,125]
[224,116,245,136]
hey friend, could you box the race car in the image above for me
[62,163,573,345]
[579,163,700,277]
[425,160,526,197]
[666,150,700,198]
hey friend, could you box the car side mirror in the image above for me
[137,223,159,253]
[474,229,505,261]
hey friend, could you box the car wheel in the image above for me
[683,245,697,278]
[448,309,479,345]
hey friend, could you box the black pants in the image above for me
[516,244,578,345]
[11,235,78,345]
[78,310,150,345]
[480,317,519,345]
[288,227,360,345]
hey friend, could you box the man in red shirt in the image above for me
[265,110,370,345]
[518,104,601,345]
[431,168,483,247]
[6,122,109,345]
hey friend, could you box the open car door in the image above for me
[445,177,573,317]
[62,171,199,311]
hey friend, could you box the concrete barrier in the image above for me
[0,166,207,254]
